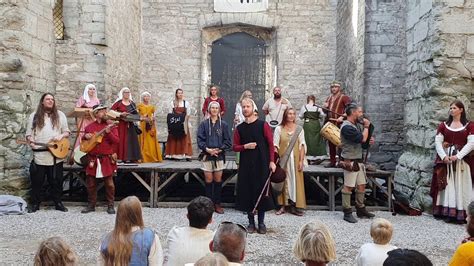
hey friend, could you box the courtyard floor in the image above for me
[0,206,465,265]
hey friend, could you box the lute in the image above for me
[80,121,119,153]
[16,138,70,159]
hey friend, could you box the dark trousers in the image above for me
[29,162,64,205]
[85,175,115,206]
[328,141,338,165]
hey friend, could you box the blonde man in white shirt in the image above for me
[165,196,215,266]
[26,93,70,213]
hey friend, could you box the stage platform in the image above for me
[63,160,393,211]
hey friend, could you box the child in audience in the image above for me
[34,237,77,266]
[356,218,397,266]
[100,196,163,265]
[293,220,337,265]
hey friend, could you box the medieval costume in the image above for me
[74,84,100,148]
[233,117,275,233]
[202,96,226,119]
[299,104,326,158]
[25,93,70,213]
[165,99,193,160]
[137,92,162,163]
[81,105,119,214]
[197,101,232,212]
[274,125,307,211]
[431,122,474,222]
[111,88,141,162]
[324,82,351,167]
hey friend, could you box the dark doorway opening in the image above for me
[211,32,267,138]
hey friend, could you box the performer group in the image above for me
[24,80,474,233]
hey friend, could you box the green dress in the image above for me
[302,106,326,156]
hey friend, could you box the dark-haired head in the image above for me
[345,104,360,117]
[187,196,214,229]
[447,100,468,126]
[383,249,432,266]
[307,95,316,104]
[32,93,59,130]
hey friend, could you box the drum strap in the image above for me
[280,125,303,168]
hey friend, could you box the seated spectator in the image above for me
[210,222,247,265]
[449,201,474,265]
[100,196,163,265]
[165,196,215,266]
[383,249,432,266]
[194,252,229,266]
[34,237,77,266]
[293,221,337,265]
[356,218,397,265]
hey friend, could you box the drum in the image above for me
[320,122,341,146]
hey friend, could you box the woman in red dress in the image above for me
[202,85,226,119]
[165,88,193,160]
[111,87,141,162]
[431,100,474,223]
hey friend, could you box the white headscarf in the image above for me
[207,101,222,136]
[115,87,133,103]
[82,84,97,103]
[141,91,151,101]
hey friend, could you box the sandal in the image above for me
[275,207,286,215]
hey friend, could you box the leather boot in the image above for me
[107,205,116,215]
[81,205,95,214]
[355,191,374,218]
[28,204,40,213]
[55,201,68,212]
[343,208,358,223]
[356,206,375,218]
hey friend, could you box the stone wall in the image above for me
[395,0,473,210]
[335,0,366,102]
[336,0,406,170]
[363,0,407,170]
[141,0,338,143]
[0,0,56,195]
[104,0,142,103]
[55,0,107,111]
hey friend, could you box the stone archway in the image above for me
[201,24,277,123]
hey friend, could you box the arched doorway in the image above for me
[210,32,267,132]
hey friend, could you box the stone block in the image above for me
[441,14,474,34]
[419,0,432,17]
[467,36,474,54]
[413,20,428,43]
[91,32,105,45]
[368,34,396,45]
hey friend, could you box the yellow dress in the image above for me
[274,126,307,209]
[137,103,163,162]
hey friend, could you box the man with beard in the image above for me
[262,86,292,128]
[26,93,70,213]
[233,98,276,234]
[323,81,352,167]
[81,104,120,214]
[339,104,375,223]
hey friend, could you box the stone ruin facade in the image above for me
[0,0,473,210]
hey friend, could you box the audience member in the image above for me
[194,252,229,266]
[210,222,247,265]
[383,249,432,266]
[165,196,215,266]
[293,221,336,266]
[100,196,163,265]
[34,237,77,266]
[449,201,474,265]
[356,218,397,266]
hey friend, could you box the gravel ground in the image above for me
[0,206,466,265]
